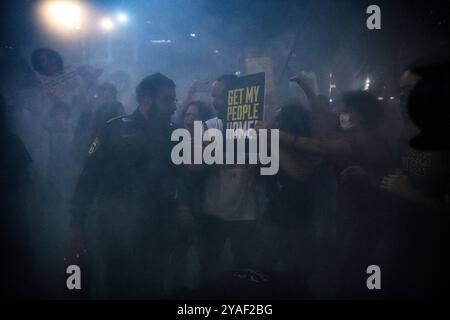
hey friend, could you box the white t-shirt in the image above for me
[202,117,261,221]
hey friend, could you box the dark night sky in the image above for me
[1,1,448,50]
[1,0,448,95]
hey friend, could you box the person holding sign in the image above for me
[198,74,266,284]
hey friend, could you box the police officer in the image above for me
[69,73,179,299]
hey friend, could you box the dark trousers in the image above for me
[197,214,260,284]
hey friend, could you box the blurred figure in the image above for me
[69,73,180,299]
[31,48,64,78]
[378,60,450,298]
[167,100,213,292]
[77,65,103,101]
[0,96,34,298]
[289,74,339,298]
[210,75,238,120]
[183,100,213,134]
[260,90,393,298]
[197,74,266,285]
[44,101,78,205]
[73,83,125,162]
[107,70,135,114]
[261,104,319,296]
[40,99,81,298]
[96,82,119,107]
[21,48,86,298]
[173,80,214,127]
[407,59,450,151]
[31,48,83,103]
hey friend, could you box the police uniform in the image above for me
[70,108,180,299]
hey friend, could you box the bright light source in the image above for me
[363,78,371,90]
[389,96,395,100]
[100,18,114,31]
[41,1,83,30]
[378,97,384,100]
[329,99,333,103]
[117,13,128,23]
[190,33,196,37]
[235,71,241,76]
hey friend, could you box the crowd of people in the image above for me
[1,46,449,299]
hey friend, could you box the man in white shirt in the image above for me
[198,74,265,284]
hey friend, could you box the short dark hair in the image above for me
[97,82,118,99]
[341,91,383,128]
[184,100,214,122]
[31,48,64,76]
[215,74,238,89]
[136,72,175,102]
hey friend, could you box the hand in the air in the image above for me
[289,72,316,94]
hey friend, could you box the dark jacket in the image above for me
[70,109,180,246]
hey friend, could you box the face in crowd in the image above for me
[338,109,363,132]
[150,85,177,122]
[34,51,61,76]
[211,80,227,119]
[183,103,201,132]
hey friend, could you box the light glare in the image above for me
[117,13,128,23]
[100,18,114,31]
[42,1,82,30]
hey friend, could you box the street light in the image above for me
[117,13,128,23]
[100,17,114,31]
[364,78,371,91]
[40,0,83,31]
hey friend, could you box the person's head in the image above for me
[136,72,176,121]
[401,48,450,150]
[407,61,450,150]
[108,70,131,93]
[398,69,422,139]
[31,48,63,76]
[338,91,383,132]
[77,65,103,86]
[96,82,118,106]
[183,100,213,132]
[211,74,238,119]
[274,104,311,137]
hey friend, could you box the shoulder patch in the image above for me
[88,137,100,156]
